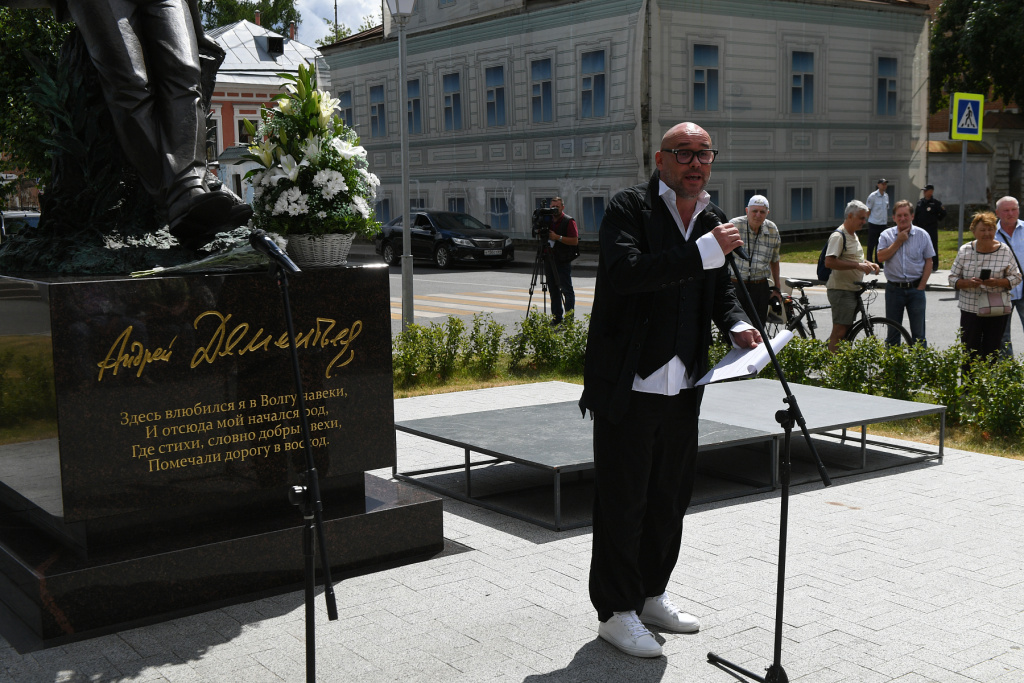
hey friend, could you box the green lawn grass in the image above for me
[780,228,971,270]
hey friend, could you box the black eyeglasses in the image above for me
[661,148,719,165]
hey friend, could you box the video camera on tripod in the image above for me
[531,202,560,240]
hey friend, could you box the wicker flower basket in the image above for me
[286,232,356,268]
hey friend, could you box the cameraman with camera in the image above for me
[541,197,580,326]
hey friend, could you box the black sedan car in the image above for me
[373,210,514,269]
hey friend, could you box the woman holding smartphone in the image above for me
[949,211,1023,359]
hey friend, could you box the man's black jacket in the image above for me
[579,171,748,422]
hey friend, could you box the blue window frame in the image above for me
[486,66,506,127]
[443,73,462,131]
[582,196,605,233]
[790,187,813,221]
[531,59,553,123]
[369,84,386,137]
[489,197,510,230]
[877,57,897,116]
[338,90,353,128]
[374,198,391,224]
[791,51,814,114]
[693,44,719,112]
[833,186,855,219]
[581,50,606,118]
[407,79,422,134]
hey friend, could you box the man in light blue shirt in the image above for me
[995,196,1024,355]
[877,199,934,345]
[865,178,890,264]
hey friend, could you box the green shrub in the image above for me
[466,313,504,376]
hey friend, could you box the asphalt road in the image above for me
[345,245,1024,353]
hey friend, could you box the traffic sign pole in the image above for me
[950,93,984,249]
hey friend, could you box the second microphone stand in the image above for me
[266,257,340,683]
[706,253,832,683]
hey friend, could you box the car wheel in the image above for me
[434,244,452,269]
[381,240,396,265]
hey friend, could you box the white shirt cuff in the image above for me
[729,322,755,348]
[696,231,725,269]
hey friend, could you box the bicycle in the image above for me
[765,278,913,345]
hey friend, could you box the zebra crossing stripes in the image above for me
[389,287,595,320]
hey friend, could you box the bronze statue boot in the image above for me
[168,188,252,249]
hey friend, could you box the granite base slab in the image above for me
[0,473,443,650]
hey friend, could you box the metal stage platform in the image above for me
[394,380,945,531]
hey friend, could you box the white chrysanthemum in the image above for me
[272,187,309,216]
[312,169,348,199]
[357,168,380,188]
[352,196,371,220]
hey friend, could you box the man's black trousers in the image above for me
[590,388,701,622]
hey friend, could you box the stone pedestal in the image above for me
[0,265,442,648]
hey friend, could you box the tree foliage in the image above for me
[0,8,73,200]
[315,10,382,47]
[930,0,1024,113]
[199,0,301,34]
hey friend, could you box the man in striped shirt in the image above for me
[877,200,934,345]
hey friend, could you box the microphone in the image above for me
[249,229,301,274]
[701,212,750,261]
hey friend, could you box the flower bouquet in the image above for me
[244,64,379,264]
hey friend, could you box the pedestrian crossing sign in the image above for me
[950,93,984,141]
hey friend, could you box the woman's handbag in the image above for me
[978,288,1012,317]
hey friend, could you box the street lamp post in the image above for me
[386,0,416,331]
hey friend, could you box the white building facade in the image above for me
[321,0,929,240]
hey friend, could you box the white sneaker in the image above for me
[640,593,700,633]
[598,611,663,657]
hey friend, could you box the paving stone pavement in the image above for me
[2,381,1023,682]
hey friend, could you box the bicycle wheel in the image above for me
[845,316,913,345]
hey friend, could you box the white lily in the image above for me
[277,97,294,116]
[318,92,340,127]
[248,140,276,167]
[300,134,322,163]
[331,138,367,160]
[279,154,309,183]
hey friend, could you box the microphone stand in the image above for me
[264,257,340,682]
[706,251,832,683]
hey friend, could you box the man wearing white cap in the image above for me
[729,195,781,325]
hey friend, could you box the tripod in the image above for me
[525,236,562,323]
[251,231,339,683]
[706,252,832,683]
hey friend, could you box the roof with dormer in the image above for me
[207,20,329,89]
